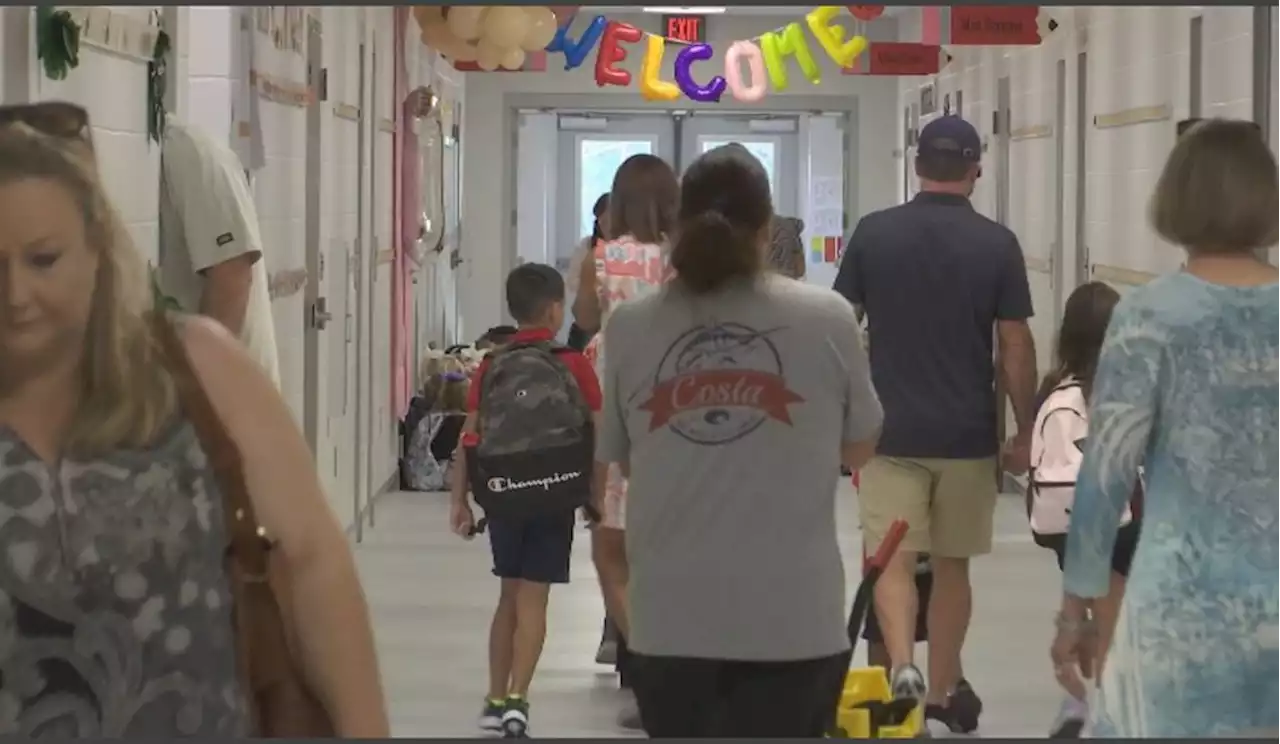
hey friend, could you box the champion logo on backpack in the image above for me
[468,340,597,520]
[486,471,584,493]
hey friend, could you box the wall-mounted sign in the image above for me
[950,6,1043,46]
[662,14,706,44]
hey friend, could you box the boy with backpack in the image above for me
[449,263,603,738]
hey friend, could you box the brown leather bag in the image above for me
[156,317,335,737]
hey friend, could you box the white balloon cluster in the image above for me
[414,6,561,71]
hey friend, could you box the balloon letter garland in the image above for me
[546,13,607,71]
[639,35,681,101]
[673,44,727,103]
[723,41,767,103]
[595,21,643,87]
[529,5,866,102]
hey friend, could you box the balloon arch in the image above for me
[411,6,579,72]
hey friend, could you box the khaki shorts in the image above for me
[858,456,999,558]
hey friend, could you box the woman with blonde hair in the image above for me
[0,103,388,737]
[1050,118,1278,737]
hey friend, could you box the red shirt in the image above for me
[461,328,602,446]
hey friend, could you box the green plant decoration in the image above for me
[36,7,81,81]
[148,28,171,145]
[150,262,182,313]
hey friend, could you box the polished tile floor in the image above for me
[355,481,1065,738]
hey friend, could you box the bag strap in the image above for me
[152,315,272,578]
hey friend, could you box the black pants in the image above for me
[629,651,851,738]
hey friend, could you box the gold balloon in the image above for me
[482,7,530,49]
[452,41,480,63]
[476,38,503,70]
[520,7,558,52]
[446,6,487,41]
[419,21,451,49]
[499,46,526,70]
[413,6,444,30]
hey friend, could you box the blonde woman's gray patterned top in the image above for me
[0,418,250,737]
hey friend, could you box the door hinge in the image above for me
[992,110,1000,135]
[318,68,329,102]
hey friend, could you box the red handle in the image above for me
[867,519,909,572]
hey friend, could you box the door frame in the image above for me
[351,29,370,542]
[302,14,326,458]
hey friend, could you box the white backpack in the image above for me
[1028,379,1133,536]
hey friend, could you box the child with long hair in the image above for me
[1027,281,1138,737]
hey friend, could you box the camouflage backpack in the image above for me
[466,341,595,520]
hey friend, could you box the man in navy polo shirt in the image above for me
[834,115,1038,733]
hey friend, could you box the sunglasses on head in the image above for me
[0,101,91,143]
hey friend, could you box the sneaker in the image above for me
[1048,695,1088,738]
[923,703,958,737]
[949,678,983,734]
[596,619,619,665]
[890,663,927,702]
[501,696,530,738]
[478,698,505,735]
[617,692,643,731]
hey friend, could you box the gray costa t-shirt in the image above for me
[598,274,882,661]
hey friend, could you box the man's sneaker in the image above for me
[949,678,983,734]
[478,698,505,735]
[501,696,530,738]
[889,663,927,702]
[924,703,959,737]
[596,619,618,665]
[617,692,644,731]
[1048,695,1088,738]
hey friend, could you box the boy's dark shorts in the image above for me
[488,512,576,584]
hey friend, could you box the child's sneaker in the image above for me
[1048,695,1088,738]
[890,663,927,702]
[501,696,531,738]
[478,698,505,735]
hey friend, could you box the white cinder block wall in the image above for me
[4,7,165,266]
[1,6,472,531]
[895,6,1274,372]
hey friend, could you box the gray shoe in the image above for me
[617,696,643,731]
[890,663,927,702]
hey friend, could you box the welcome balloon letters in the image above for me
[546,6,868,104]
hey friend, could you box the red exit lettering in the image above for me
[663,15,705,43]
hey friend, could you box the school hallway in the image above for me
[355,480,1065,738]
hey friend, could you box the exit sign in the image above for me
[663,14,706,44]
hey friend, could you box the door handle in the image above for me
[311,296,334,329]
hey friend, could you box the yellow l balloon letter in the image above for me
[640,34,680,101]
[760,22,821,91]
[806,6,869,69]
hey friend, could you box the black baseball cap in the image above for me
[918,115,982,162]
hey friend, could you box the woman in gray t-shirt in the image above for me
[595,144,882,737]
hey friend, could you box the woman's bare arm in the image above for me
[183,317,389,737]
[572,247,602,333]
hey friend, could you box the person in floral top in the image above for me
[572,153,678,730]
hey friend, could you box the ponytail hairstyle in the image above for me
[671,143,773,295]
[1036,281,1121,405]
